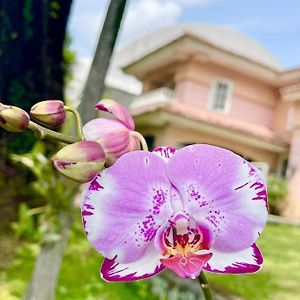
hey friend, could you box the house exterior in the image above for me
[107,24,300,218]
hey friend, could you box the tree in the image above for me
[0,0,72,153]
[0,1,73,300]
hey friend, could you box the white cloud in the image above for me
[67,0,182,100]
[119,0,181,44]
[174,0,215,6]
[67,0,217,100]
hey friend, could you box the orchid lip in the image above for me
[158,214,214,278]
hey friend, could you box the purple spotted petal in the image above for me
[167,144,268,252]
[83,118,127,141]
[81,151,174,264]
[101,244,164,282]
[95,99,135,130]
[204,244,263,274]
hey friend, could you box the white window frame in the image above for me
[208,78,233,114]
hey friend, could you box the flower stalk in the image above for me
[28,121,81,144]
[130,131,148,151]
[64,106,85,140]
[198,271,214,300]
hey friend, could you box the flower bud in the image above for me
[52,141,106,183]
[0,103,30,132]
[30,100,66,127]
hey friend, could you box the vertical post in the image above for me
[78,0,127,124]
[284,101,300,218]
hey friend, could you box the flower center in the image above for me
[164,229,203,257]
[160,214,213,279]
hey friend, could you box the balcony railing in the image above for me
[130,87,174,109]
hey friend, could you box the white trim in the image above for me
[208,78,233,114]
[129,87,174,109]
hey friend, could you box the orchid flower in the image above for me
[81,144,268,281]
[83,99,140,165]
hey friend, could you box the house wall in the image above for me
[141,125,280,171]
[173,61,286,131]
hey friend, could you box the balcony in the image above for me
[129,87,174,109]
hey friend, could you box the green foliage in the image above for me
[10,142,78,243]
[8,131,36,154]
[2,220,300,300]
[63,34,76,84]
[11,203,41,241]
[23,0,34,40]
[267,175,288,215]
[1,212,200,300]
[10,142,77,210]
[207,223,300,300]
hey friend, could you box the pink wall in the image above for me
[172,60,282,130]
[175,78,275,129]
[175,79,208,109]
[230,95,274,128]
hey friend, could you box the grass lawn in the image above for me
[207,222,300,300]
[1,212,300,300]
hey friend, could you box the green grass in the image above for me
[207,223,300,300]
[1,216,300,300]
[0,211,158,300]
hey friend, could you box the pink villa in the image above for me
[105,24,300,217]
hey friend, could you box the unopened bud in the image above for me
[52,141,106,183]
[0,103,30,132]
[30,100,66,127]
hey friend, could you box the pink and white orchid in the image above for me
[81,145,268,281]
[83,99,140,165]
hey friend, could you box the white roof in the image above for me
[106,23,282,95]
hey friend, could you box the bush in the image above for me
[267,175,288,215]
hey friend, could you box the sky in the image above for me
[67,0,300,99]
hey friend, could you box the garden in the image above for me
[1,1,300,300]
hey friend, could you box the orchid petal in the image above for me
[204,243,263,274]
[101,244,164,282]
[128,135,141,152]
[153,146,176,162]
[167,144,268,252]
[96,129,131,165]
[83,118,126,141]
[95,99,135,130]
[81,151,174,265]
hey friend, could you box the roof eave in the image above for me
[133,109,289,153]
[123,34,281,85]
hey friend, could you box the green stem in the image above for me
[198,271,214,300]
[28,206,48,216]
[64,106,84,140]
[28,121,81,144]
[130,131,148,151]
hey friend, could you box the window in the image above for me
[209,79,233,113]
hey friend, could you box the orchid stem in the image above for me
[64,106,85,140]
[198,271,214,300]
[130,131,148,151]
[28,121,81,144]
